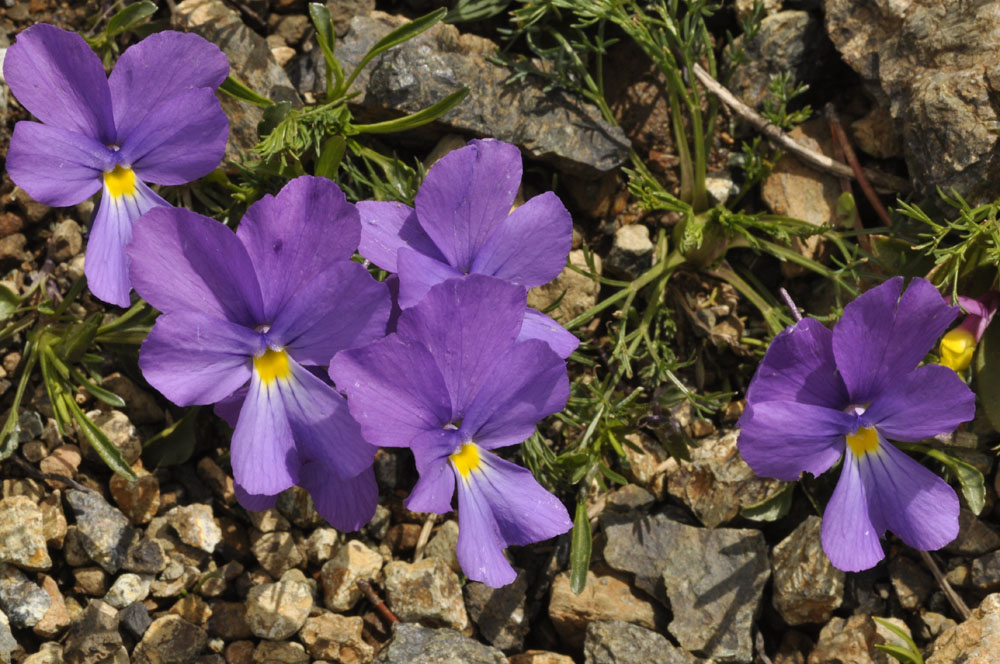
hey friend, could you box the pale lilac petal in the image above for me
[234,484,279,512]
[237,176,360,319]
[862,365,975,441]
[821,452,885,572]
[396,275,525,415]
[127,206,264,325]
[4,24,114,142]
[268,262,390,366]
[455,471,517,587]
[300,463,378,531]
[396,246,463,309]
[329,335,453,447]
[356,200,445,273]
[517,308,579,359]
[87,180,168,307]
[231,373,301,496]
[745,318,848,409]
[117,88,227,185]
[277,361,376,480]
[6,122,112,206]
[461,339,568,450]
[406,429,461,513]
[109,30,228,143]
[471,192,572,288]
[736,401,853,481]
[471,451,572,546]
[833,277,958,403]
[862,441,960,551]
[414,139,521,272]
[138,311,261,406]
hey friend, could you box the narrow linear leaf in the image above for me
[924,447,985,516]
[315,135,347,179]
[569,500,592,594]
[308,2,344,95]
[70,366,126,408]
[872,617,924,664]
[445,0,513,23]
[342,7,447,92]
[353,88,469,135]
[106,0,157,37]
[220,76,273,108]
[66,397,136,481]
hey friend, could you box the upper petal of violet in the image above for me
[4,24,115,143]
[127,207,264,326]
[356,200,446,273]
[395,246,464,309]
[237,176,361,320]
[108,30,228,144]
[862,364,975,441]
[414,139,522,272]
[6,121,113,207]
[518,308,580,359]
[833,277,958,404]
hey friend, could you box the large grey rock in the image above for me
[824,0,1000,203]
[374,623,506,664]
[927,593,1000,664]
[173,0,301,158]
[602,512,769,662]
[65,490,135,574]
[584,621,705,664]
[0,564,50,629]
[295,12,629,178]
[384,558,468,631]
[771,516,844,625]
[0,495,51,571]
[245,578,312,640]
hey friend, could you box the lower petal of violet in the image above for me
[820,450,885,572]
[278,360,376,480]
[861,439,960,552]
[231,372,301,496]
[300,462,378,532]
[405,429,462,514]
[86,179,167,307]
[234,482,279,512]
[455,470,518,587]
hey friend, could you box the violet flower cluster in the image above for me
[4,24,229,307]
[738,277,975,571]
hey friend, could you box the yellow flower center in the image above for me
[254,348,291,385]
[104,164,136,198]
[939,327,976,373]
[846,426,880,457]
[450,443,481,479]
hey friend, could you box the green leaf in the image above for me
[70,366,126,409]
[872,617,924,664]
[220,76,273,108]
[445,0,513,23]
[143,408,201,468]
[308,2,344,96]
[66,397,136,481]
[975,317,1000,432]
[0,285,19,323]
[924,447,986,515]
[353,88,468,135]
[342,8,447,93]
[106,0,157,37]
[257,101,293,138]
[315,135,347,179]
[569,500,591,594]
[740,482,794,522]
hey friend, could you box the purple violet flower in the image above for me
[329,275,573,586]
[737,277,975,572]
[4,24,229,307]
[939,291,1000,372]
[127,176,390,530]
[356,138,579,358]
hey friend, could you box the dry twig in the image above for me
[357,579,400,624]
[825,103,893,227]
[919,550,971,620]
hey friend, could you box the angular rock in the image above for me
[927,593,1000,663]
[276,485,322,529]
[299,612,374,662]
[245,579,312,640]
[527,250,601,324]
[250,530,304,578]
[33,574,69,638]
[133,614,208,664]
[167,504,222,554]
[972,550,1000,591]
[300,12,628,178]
[38,491,67,549]
[807,614,887,664]
[771,516,844,625]
[23,642,63,664]
[464,570,529,652]
[51,219,82,262]
[252,641,309,664]
[108,467,160,526]
[584,620,705,664]
[0,564,50,628]
[664,429,787,527]
[509,652,575,664]
[195,457,236,506]
[824,0,1000,203]
[0,610,15,664]
[169,594,212,625]
[305,527,339,566]
[85,410,142,465]
[606,224,653,279]
[72,567,109,596]
[123,536,168,575]
[104,573,151,609]
[890,556,934,610]
[384,558,469,631]
[100,373,163,425]
[63,600,122,664]
[65,490,135,574]
[374,623,506,664]
[119,601,152,640]
[173,0,301,159]
[548,569,666,650]
[321,539,383,611]
[207,602,252,641]
[423,519,460,575]
[38,444,81,480]
[944,509,1000,556]
[145,515,209,569]
[0,495,51,570]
